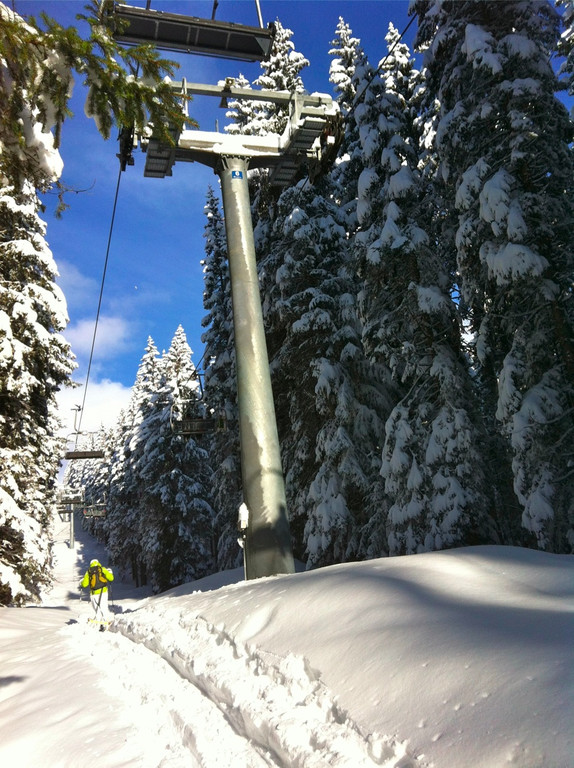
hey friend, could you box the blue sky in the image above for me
[17,1,413,435]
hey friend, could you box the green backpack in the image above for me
[88,565,108,590]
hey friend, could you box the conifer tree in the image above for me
[557,0,574,95]
[137,327,215,591]
[0,0,184,192]
[223,73,260,137]
[252,20,309,136]
[328,17,371,231]
[104,337,162,585]
[0,182,74,603]
[201,188,242,569]
[223,20,308,140]
[224,20,310,224]
[412,0,574,552]
[0,0,192,602]
[329,17,362,111]
[244,19,312,342]
[258,175,389,567]
[355,23,490,555]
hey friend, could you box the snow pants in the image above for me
[90,589,109,621]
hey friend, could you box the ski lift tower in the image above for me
[107,3,340,580]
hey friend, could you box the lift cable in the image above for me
[75,164,123,439]
[73,0,152,438]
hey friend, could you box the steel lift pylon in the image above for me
[140,81,339,579]
[141,82,340,580]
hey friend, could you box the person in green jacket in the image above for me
[80,559,114,626]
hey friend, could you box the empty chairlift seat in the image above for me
[107,3,275,61]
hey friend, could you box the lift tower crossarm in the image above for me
[142,81,340,186]
[173,80,334,108]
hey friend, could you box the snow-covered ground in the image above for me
[0,517,572,768]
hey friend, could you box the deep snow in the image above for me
[0,516,572,768]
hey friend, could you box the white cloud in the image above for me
[56,378,132,438]
[55,259,99,309]
[65,315,132,360]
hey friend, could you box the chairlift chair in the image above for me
[65,449,105,459]
[57,487,84,506]
[82,505,107,519]
[56,486,84,521]
[170,402,227,436]
[82,494,107,518]
[106,2,275,62]
[64,431,105,460]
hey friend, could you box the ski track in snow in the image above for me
[76,610,417,768]
[67,616,276,768]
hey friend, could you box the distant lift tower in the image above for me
[108,3,340,580]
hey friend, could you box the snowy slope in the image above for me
[0,516,572,768]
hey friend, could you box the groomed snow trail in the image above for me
[105,610,416,768]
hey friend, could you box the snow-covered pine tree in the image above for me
[223,73,262,137]
[557,0,574,96]
[224,20,310,222]
[328,17,371,232]
[224,19,308,140]
[259,176,390,567]
[0,182,75,604]
[0,4,73,605]
[251,19,309,136]
[355,22,490,555]
[412,0,574,552]
[201,188,242,570]
[251,20,312,340]
[137,327,215,592]
[261,183,331,560]
[329,17,362,115]
[256,18,309,93]
[103,337,162,586]
[0,0,185,192]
